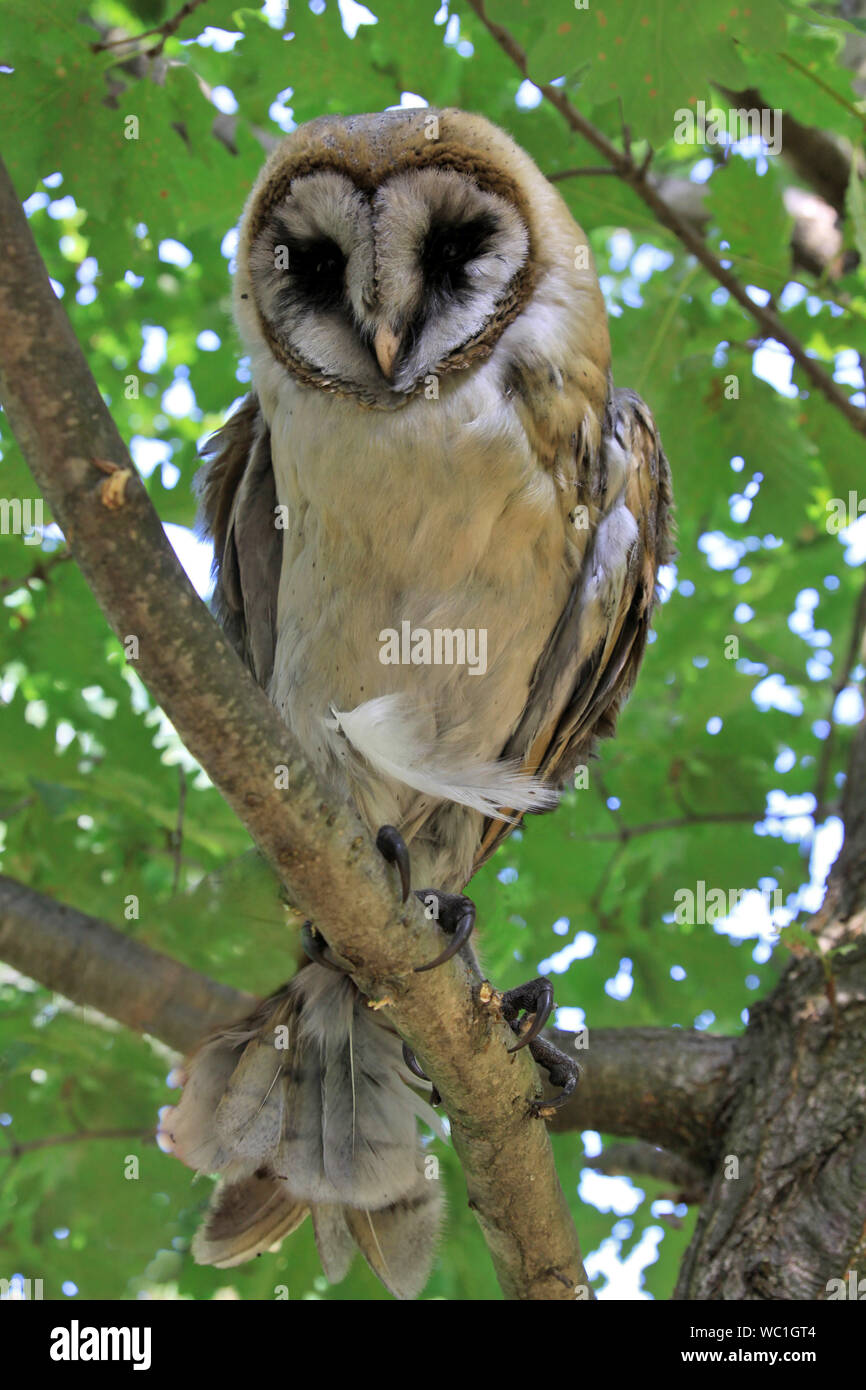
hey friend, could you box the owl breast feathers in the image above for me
[167,107,673,1297]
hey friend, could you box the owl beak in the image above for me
[373,324,402,381]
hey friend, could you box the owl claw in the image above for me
[402,1042,441,1107]
[502,977,555,1054]
[376,824,412,902]
[413,891,476,973]
[374,830,477,970]
[402,1040,429,1081]
[500,978,580,1114]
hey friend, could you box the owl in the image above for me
[159,108,672,1299]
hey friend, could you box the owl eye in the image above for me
[421,213,498,288]
[279,232,347,311]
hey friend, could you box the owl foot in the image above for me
[412,889,476,973]
[375,825,477,973]
[523,1035,580,1116]
[501,977,580,1116]
[301,825,414,969]
[501,977,554,1053]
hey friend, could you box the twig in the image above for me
[171,765,187,895]
[91,0,211,58]
[465,0,866,440]
[2,1127,155,1159]
[815,578,866,822]
[547,166,620,181]
[578,809,829,844]
[0,546,71,595]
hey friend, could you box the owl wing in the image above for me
[473,387,674,874]
[197,393,280,689]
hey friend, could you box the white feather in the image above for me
[326,694,559,819]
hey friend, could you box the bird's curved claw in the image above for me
[376,824,411,902]
[402,1041,441,1106]
[502,977,555,1054]
[402,1041,429,1081]
[413,891,476,973]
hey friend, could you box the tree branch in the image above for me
[546,1027,735,1171]
[575,809,821,844]
[91,0,211,58]
[1,1127,156,1158]
[465,0,866,439]
[0,153,587,1301]
[585,1141,711,1203]
[814,576,866,824]
[0,874,255,1051]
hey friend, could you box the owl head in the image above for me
[232,108,605,410]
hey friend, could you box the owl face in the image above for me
[233,109,568,409]
[248,166,529,401]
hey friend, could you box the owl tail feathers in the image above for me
[327,694,559,820]
[157,966,445,1300]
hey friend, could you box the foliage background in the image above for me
[0,0,863,1300]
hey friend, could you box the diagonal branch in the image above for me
[0,152,586,1301]
[91,0,211,57]
[465,0,866,440]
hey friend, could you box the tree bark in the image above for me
[674,715,866,1299]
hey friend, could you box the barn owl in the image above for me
[159,108,672,1299]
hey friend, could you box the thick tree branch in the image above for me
[465,0,866,439]
[0,153,587,1301]
[0,874,255,1051]
[546,1027,735,1172]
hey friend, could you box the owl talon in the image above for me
[502,977,555,1054]
[402,1042,441,1106]
[376,824,411,902]
[413,890,476,973]
[402,1040,429,1081]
